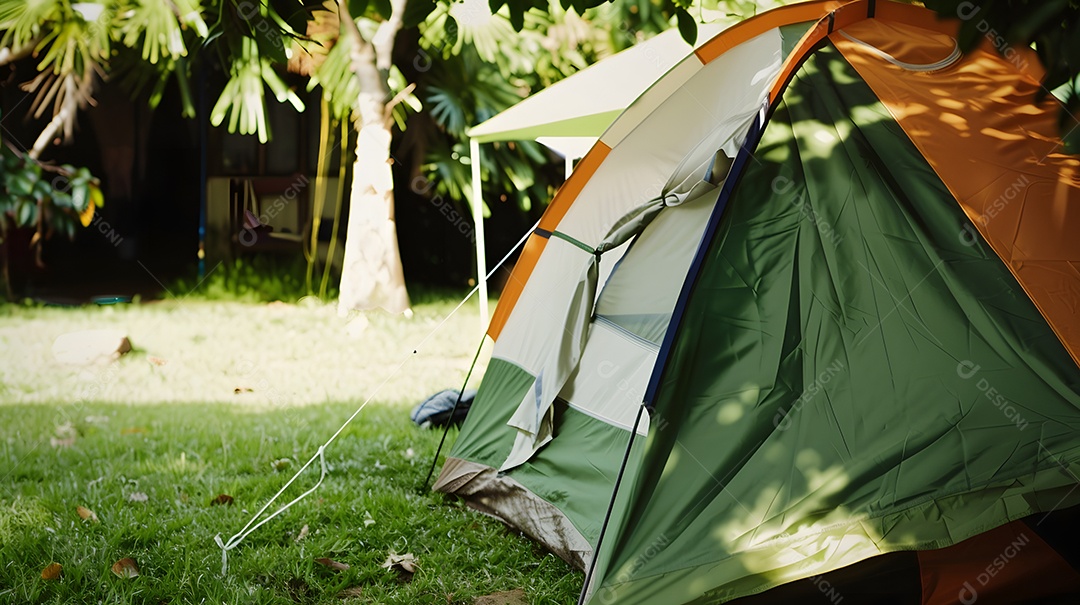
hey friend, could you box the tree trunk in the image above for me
[0,220,13,302]
[336,1,411,316]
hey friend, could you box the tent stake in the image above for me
[577,403,645,605]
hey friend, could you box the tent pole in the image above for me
[419,335,486,492]
[577,403,645,605]
[565,154,574,180]
[470,138,489,334]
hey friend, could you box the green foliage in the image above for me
[413,0,627,215]
[0,0,317,145]
[0,145,103,243]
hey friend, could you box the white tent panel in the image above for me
[495,237,596,372]
[558,319,657,436]
[595,188,720,343]
[556,28,785,247]
[556,185,721,433]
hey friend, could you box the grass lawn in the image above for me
[0,292,583,604]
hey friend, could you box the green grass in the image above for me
[167,256,336,304]
[0,294,581,604]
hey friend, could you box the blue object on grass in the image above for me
[411,389,477,428]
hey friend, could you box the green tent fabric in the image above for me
[588,43,1080,605]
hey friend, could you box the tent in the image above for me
[435,1,1080,604]
[465,22,724,328]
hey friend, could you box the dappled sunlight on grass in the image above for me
[0,293,493,409]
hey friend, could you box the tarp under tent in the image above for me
[465,22,724,328]
[435,1,1080,604]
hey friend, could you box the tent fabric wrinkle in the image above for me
[501,247,599,471]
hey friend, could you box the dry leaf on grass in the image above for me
[473,589,528,605]
[111,558,140,578]
[381,552,417,581]
[337,586,364,599]
[76,506,99,523]
[128,492,149,503]
[315,557,350,572]
[294,524,309,542]
[41,563,62,580]
[210,494,234,506]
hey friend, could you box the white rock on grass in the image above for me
[52,330,132,365]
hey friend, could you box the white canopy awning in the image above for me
[468,22,726,148]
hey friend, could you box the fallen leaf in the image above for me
[128,492,148,503]
[362,511,375,528]
[294,524,309,542]
[271,458,291,471]
[111,557,140,578]
[211,494,234,506]
[337,586,363,599]
[381,552,417,581]
[41,562,62,580]
[315,557,350,572]
[147,356,167,366]
[76,506,99,523]
[473,589,528,605]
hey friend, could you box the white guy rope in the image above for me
[215,221,539,575]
